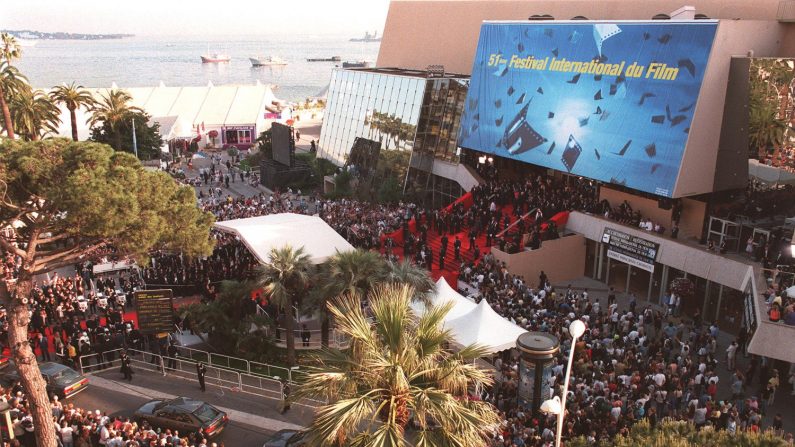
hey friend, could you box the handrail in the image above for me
[496,207,540,238]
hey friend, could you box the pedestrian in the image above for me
[120,352,133,382]
[281,381,291,414]
[197,361,207,392]
[167,342,178,371]
[300,324,311,348]
[726,341,738,371]
[40,332,51,362]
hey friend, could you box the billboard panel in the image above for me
[459,21,717,197]
[271,122,293,167]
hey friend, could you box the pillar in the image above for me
[516,332,561,418]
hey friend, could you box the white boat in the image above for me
[250,56,288,67]
[201,53,230,63]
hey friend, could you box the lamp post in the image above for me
[542,319,586,447]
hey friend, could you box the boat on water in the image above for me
[307,56,342,62]
[201,53,230,63]
[250,56,288,67]
[350,31,381,42]
[342,60,372,68]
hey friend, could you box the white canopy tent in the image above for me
[214,213,355,265]
[410,277,476,321]
[445,299,528,354]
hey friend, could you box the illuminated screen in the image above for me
[459,21,718,197]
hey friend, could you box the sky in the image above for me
[1,0,392,36]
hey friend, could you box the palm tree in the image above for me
[383,259,435,305]
[0,61,26,139]
[312,249,387,347]
[9,87,61,141]
[294,284,499,446]
[255,245,311,366]
[0,33,22,140]
[88,89,142,150]
[50,82,95,141]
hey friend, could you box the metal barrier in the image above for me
[79,348,166,377]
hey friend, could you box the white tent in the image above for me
[214,213,355,265]
[410,277,476,321]
[445,299,528,354]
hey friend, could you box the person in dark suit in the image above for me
[197,362,207,392]
[120,352,133,382]
[454,237,461,260]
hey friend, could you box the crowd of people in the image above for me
[456,257,793,445]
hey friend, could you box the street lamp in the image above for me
[542,319,586,447]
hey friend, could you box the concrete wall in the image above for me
[491,233,586,286]
[378,0,793,74]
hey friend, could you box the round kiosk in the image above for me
[516,332,560,416]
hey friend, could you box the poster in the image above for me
[135,289,175,334]
[459,21,718,197]
[602,227,660,273]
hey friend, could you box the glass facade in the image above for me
[318,69,425,167]
[414,78,469,163]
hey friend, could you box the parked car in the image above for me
[1,361,88,399]
[134,397,228,438]
[263,429,306,447]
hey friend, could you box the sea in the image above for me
[15,34,381,102]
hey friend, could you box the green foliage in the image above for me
[568,419,788,447]
[227,147,239,158]
[180,280,274,359]
[294,284,499,447]
[748,58,795,159]
[377,175,402,204]
[90,111,162,160]
[331,170,353,197]
[50,82,96,141]
[255,245,312,366]
[0,139,215,273]
[9,86,61,141]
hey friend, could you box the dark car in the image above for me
[134,397,229,438]
[263,430,306,447]
[1,362,88,399]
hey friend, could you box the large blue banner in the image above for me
[459,21,717,197]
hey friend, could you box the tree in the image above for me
[256,128,273,159]
[0,61,27,139]
[90,110,163,160]
[293,284,499,446]
[383,259,435,305]
[9,86,61,141]
[50,82,96,141]
[0,139,215,447]
[568,419,788,447]
[255,245,311,366]
[0,33,22,139]
[312,250,388,347]
[180,280,273,359]
[88,89,144,152]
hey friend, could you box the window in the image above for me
[225,130,238,144]
[237,130,252,144]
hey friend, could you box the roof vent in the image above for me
[528,14,555,20]
[652,13,671,20]
[571,15,589,20]
[694,13,710,19]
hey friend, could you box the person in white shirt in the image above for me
[726,341,738,371]
[59,421,74,447]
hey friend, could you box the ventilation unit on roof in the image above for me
[652,14,671,20]
[528,14,555,20]
[695,13,711,19]
[571,16,589,20]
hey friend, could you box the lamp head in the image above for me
[540,396,562,415]
[569,319,586,339]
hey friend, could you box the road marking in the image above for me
[88,375,304,432]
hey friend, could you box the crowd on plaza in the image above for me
[457,256,793,445]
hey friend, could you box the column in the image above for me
[715,284,724,322]
[702,279,711,318]
[625,265,632,293]
[659,265,669,305]
[597,243,605,280]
